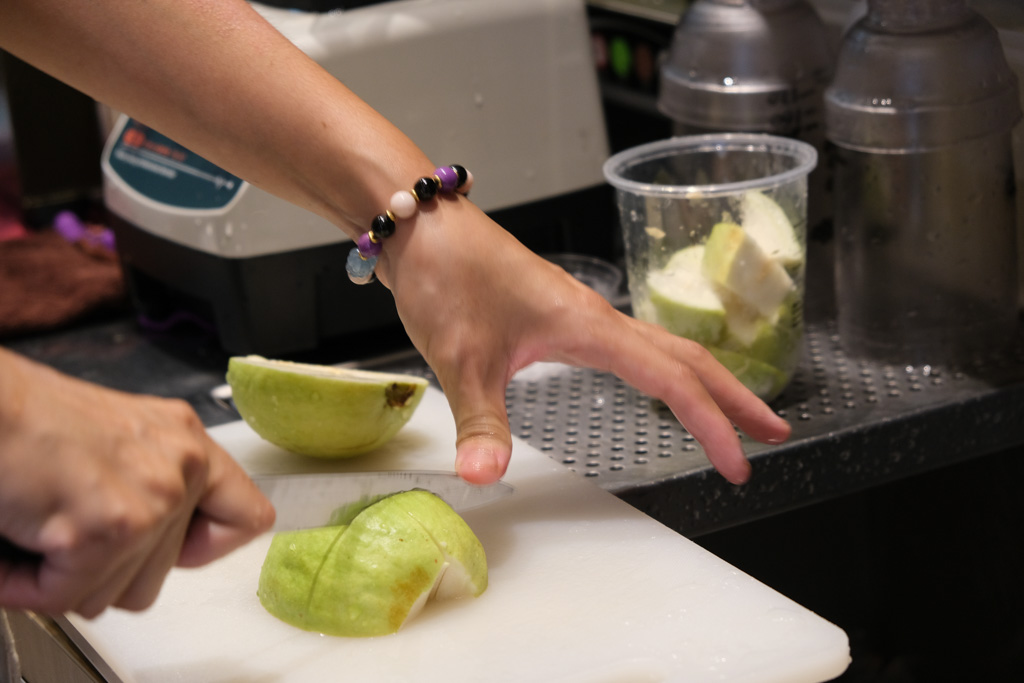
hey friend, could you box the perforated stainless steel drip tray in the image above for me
[358,318,1024,498]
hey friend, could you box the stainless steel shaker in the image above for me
[657,0,835,233]
[825,0,1021,366]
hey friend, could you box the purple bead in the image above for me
[435,166,459,193]
[357,231,382,257]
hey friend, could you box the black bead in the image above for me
[451,164,468,188]
[372,212,396,238]
[413,177,438,202]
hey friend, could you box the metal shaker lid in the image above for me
[825,0,1022,152]
[657,0,834,132]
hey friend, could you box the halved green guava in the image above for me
[226,356,428,458]
[257,490,488,637]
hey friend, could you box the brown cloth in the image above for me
[0,229,127,337]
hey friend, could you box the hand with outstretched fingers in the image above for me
[377,197,792,486]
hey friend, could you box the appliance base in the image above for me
[110,184,616,356]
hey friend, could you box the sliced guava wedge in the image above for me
[719,295,802,371]
[741,190,804,269]
[227,355,428,458]
[702,222,795,318]
[257,490,487,637]
[662,243,705,272]
[647,245,726,346]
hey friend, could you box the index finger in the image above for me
[613,339,754,484]
[175,438,274,568]
[557,314,787,484]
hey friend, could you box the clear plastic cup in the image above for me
[603,134,817,401]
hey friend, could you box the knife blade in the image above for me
[252,471,513,532]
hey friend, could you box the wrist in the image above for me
[344,165,473,286]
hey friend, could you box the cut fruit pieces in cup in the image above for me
[603,134,817,401]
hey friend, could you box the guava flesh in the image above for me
[741,190,803,269]
[702,222,794,318]
[648,266,726,346]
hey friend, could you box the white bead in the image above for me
[389,190,418,219]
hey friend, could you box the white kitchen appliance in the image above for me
[102,0,611,354]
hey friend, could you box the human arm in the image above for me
[0,0,790,487]
[0,0,423,238]
[0,348,275,617]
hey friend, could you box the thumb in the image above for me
[446,380,514,485]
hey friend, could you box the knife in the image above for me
[252,471,514,532]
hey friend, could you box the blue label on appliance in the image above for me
[108,119,242,210]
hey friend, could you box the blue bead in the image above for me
[346,247,377,285]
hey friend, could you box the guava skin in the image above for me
[227,356,429,458]
[257,525,348,629]
[257,491,487,638]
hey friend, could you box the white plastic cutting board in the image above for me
[63,387,849,683]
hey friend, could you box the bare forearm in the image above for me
[0,0,433,236]
[0,348,26,431]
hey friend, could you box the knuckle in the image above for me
[102,504,159,546]
[149,475,191,514]
[455,411,508,446]
[429,341,471,377]
[155,400,212,485]
[87,486,175,547]
[164,398,204,431]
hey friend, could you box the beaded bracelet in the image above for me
[345,164,473,285]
